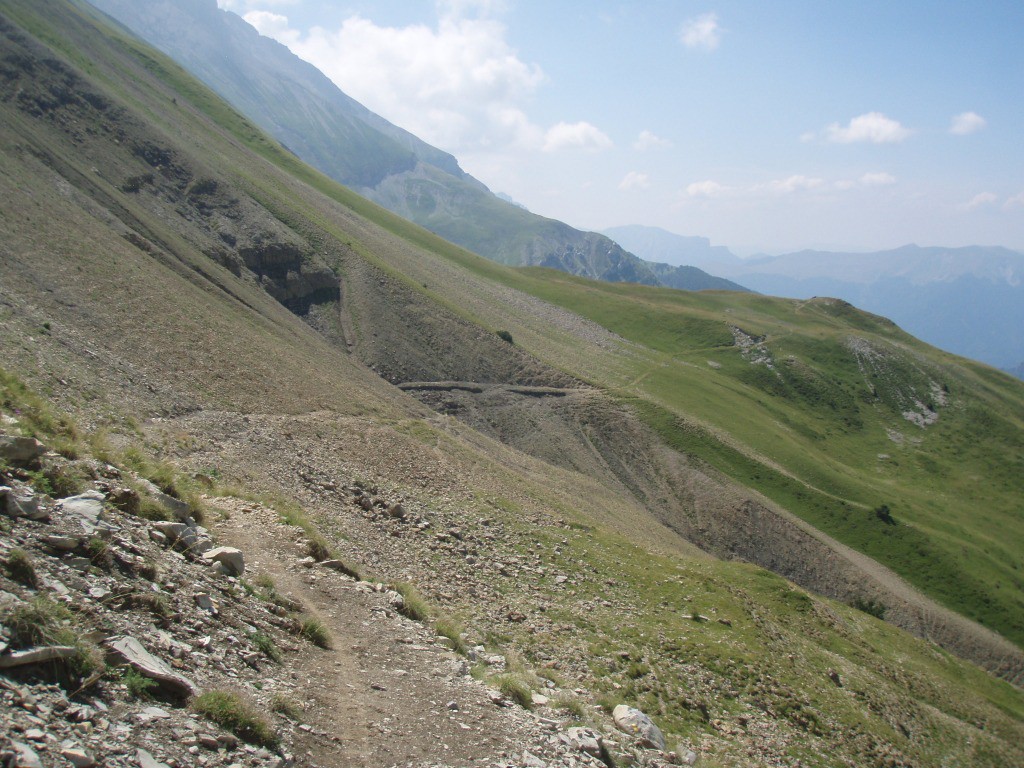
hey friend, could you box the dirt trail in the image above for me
[208,497,550,768]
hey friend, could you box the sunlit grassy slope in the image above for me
[476,271,1024,646]
[35,0,1024,648]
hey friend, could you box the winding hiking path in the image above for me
[208,496,551,767]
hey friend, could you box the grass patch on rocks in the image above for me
[296,617,331,649]
[270,693,303,722]
[0,367,80,456]
[192,690,279,748]
[391,581,430,622]
[434,617,469,656]
[251,631,283,663]
[493,673,533,709]
[4,595,76,648]
[4,548,38,588]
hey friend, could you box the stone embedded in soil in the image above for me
[60,747,96,768]
[1,485,43,520]
[104,635,199,699]
[135,749,171,768]
[204,545,244,576]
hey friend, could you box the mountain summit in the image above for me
[87,0,743,292]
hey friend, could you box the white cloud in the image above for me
[686,180,731,198]
[950,111,987,136]
[437,0,509,18]
[243,11,296,42]
[833,172,896,190]
[686,172,892,200]
[543,121,613,153]
[765,175,824,194]
[860,172,897,187]
[962,192,997,210]
[633,130,673,151]
[244,5,548,154]
[1004,192,1024,211]
[680,13,721,51]
[619,171,650,191]
[824,112,913,144]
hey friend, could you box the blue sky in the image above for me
[219,0,1024,254]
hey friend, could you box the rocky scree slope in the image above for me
[1,417,671,768]
[1,2,1023,765]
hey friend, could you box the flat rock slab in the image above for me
[9,741,43,768]
[58,492,106,533]
[135,749,171,768]
[105,635,199,699]
[0,646,79,669]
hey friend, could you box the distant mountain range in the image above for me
[88,0,744,293]
[606,226,1024,375]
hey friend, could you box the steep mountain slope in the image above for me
[1,2,1023,765]
[83,0,736,293]
[610,226,1024,371]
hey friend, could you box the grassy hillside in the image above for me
[1,2,1023,764]
[472,271,1024,646]
[49,0,1024,648]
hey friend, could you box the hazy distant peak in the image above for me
[601,224,741,270]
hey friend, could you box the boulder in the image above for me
[104,635,199,699]
[193,593,217,613]
[0,435,46,465]
[0,486,44,520]
[204,546,244,576]
[44,534,82,552]
[60,748,95,768]
[613,704,666,750]
[151,521,197,550]
[192,525,214,555]
[9,742,43,768]
[0,646,79,669]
